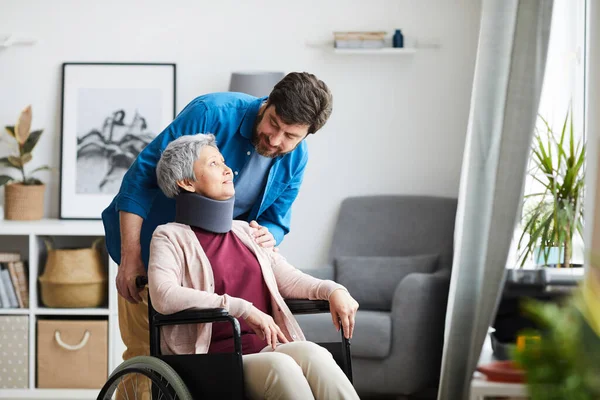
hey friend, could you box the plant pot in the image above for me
[534,246,564,266]
[4,183,45,220]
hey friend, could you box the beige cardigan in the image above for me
[148,221,345,355]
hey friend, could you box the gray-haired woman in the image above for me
[149,134,360,400]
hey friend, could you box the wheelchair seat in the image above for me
[97,276,353,399]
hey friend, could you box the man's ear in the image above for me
[176,179,195,193]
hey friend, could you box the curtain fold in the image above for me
[437,1,554,399]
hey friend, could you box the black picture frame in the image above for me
[59,62,176,219]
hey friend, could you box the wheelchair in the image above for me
[97,276,353,399]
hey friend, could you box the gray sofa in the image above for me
[297,195,457,397]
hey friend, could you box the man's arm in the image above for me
[256,154,308,245]
[117,211,146,303]
[114,101,212,302]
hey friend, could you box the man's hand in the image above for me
[116,252,146,304]
[329,289,359,339]
[244,306,289,350]
[249,221,277,250]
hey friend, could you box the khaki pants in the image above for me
[117,287,151,398]
[244,341,359,400]
[118,288,358,399]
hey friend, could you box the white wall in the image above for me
[0,0,481,269]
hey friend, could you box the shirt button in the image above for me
[246,151,251,156]
[234,171,239,175]
[292,334,297,339]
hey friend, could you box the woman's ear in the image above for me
[176,179,195,193]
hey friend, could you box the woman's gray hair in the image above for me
[156,134,218,198]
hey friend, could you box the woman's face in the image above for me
[177,146,235,200]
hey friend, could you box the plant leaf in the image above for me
[29,165,51,175]
[7,156,23,168]
[4,125,16,140]
[14,105,32,145]
[0,175,14,186]
[22,129,43,155]
[20,153,32,165]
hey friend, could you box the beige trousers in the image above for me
[244,341,359,400]
[118,288,358,400]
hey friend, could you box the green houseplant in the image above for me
[0,105,50,220]
[511,266,600,399]
[517,109,585,268]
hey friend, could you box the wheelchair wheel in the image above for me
[97,356,193,400]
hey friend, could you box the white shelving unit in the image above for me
[0,219,121,400]
[332,47,417,55]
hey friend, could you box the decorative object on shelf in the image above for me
[333,31,386,49]
[1,105,50,220]
[37,319,108,388]
[517,109,585,268]
[38,238,107,308]
[476,360,525,383]
[229,71,285,97]
[59,62,176,219]
[0,316,29,389]
[393,29,404,48]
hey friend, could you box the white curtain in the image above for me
[437,1,554,399]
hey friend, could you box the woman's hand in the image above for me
[244,306,289,350]
[249,221,277,250]
[329,289,359,339]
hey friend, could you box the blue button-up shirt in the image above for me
[101,92,308,268]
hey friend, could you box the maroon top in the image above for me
[192,227,272,354]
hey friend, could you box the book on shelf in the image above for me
[0,259,28,309]
[333,31,387,49]
[8,262,27,308]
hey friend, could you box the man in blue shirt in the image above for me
[102,72,333,363]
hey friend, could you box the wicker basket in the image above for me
[39,239,107,308]
[4,183,45,220]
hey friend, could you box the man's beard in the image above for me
[252,131,282,158]
[252,111,284,158]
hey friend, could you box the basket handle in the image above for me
[54,330,90,351]
[91,238,104,251]
[43,237,54,251]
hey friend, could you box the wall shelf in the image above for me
[332,47,417,55]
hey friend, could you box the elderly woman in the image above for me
[149,134,360,400]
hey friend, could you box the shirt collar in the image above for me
[239,96,268,140]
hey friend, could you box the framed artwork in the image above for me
[59,62,176,219]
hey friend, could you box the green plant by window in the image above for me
[512,271,600,399]
[0,105,50,187]
[517,109,585,268]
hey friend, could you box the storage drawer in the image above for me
[0,316,29,388]
[37,319,107,388]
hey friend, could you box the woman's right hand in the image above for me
[244,306,289,350]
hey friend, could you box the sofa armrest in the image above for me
[389,270,450,393]
[300,264,335,281]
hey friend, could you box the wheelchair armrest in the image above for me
[152,308,230,327]
[285,299,330,314]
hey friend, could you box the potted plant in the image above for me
[0,105,50,220]
[512,109,585,283]
[511,266,600,399]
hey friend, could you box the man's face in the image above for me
[252,105,309,158]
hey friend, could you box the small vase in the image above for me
[4,183,45,220]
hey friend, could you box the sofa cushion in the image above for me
[295,310,392,359]
[335,254,438,310]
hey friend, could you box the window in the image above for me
[511,0,587,268]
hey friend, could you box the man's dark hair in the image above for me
[266,72,333,134]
